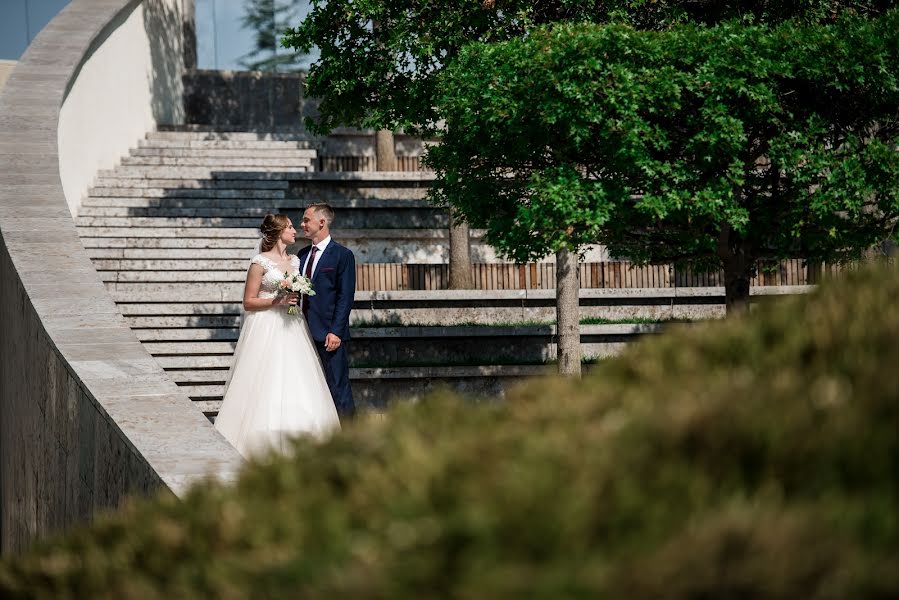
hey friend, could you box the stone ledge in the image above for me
[354,286,814,302]
[0,0,242,553]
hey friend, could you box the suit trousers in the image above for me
[315,343,355,417]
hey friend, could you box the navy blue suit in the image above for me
[299,240,356,416]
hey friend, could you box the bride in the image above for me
[214,213,340,458]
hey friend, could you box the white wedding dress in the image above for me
[214,254,340,458]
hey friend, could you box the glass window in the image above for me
[195,0,318,72]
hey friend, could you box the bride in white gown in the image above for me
[215,213,340,458]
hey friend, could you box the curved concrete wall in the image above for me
[0,61,15,92]
[59,0,186,215]
[0,0,241,555]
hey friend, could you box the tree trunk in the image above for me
[718,224,752,317]
[448,210,473,289]
[375,129,397,171]
[556,248,582,376]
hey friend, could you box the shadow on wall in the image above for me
[144,0,186,125]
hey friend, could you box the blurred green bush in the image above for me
[2,265,898,599]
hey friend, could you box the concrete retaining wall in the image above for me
[350,286,812,325]
[0,0,242,555]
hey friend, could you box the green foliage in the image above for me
[2,264,899,597]
[283,0,891,134]
[428,12,899,275]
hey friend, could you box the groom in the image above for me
[298,203,356,417]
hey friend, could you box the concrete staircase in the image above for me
[81,128,637,417]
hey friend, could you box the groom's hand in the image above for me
[324,333,341,352]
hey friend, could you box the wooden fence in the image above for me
[318,156,428,172]
[355,259,846,291]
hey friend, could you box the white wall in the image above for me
[58,0,186,216]
[0,60,15,91]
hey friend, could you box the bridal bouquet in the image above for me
[278,272,316,315]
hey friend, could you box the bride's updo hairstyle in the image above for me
[259,213,291,252]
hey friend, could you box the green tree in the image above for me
[429,12,899,317]
[282,0,890,135]
[240,0,311,72]
[283,0,896,370]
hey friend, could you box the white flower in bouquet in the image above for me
[278,272,316,315]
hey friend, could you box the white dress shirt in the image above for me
[302,235,331,278]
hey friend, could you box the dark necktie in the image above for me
[302,245,318,316]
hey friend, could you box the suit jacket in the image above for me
[298,240,356,342]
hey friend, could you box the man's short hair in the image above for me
[307,202,335,226]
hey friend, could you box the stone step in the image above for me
[191,402,222,413]
[178,385,227,399]
[77,209,447,228]
[147,130,314,142]
[118,302,240,316]
[120,156,315,168]
[79,226,263,238]
[86,188,287,199]
[86,239,493,264]
[135,328,240,341]
[99,271,245,283]
[145,341,237,355]
[83,237,255,249]
[78,226,463,239]
[111,283,756,324]
[96,167,311,179]
[130,148,317,159]
[167,370,229,384]
[139,139,315,150]
[287,171,437,182]
[105,281,242,296]
[288,186,431,202]
[90,178,290,189]
[87,248,255,259]
[135,324,659,365]
[128,315,240,327]
[134,322,660,341]
[188,364,547,414]
[156,355,233,369]
[79,196,432,210]
[77,216,285,228]
[93,258,253,271]
[82,230,497,263]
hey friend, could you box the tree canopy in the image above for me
[427,10,899,307]
[282,0,892,135]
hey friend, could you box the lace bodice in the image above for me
[251,254,301,299]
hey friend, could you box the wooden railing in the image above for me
[355,259,843,291]
[318,156,430,172]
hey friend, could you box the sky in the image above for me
[0,0,71,60]
[0,0,317,69]
[196,0,318,71]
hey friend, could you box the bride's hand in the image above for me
[273,293,298,306]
